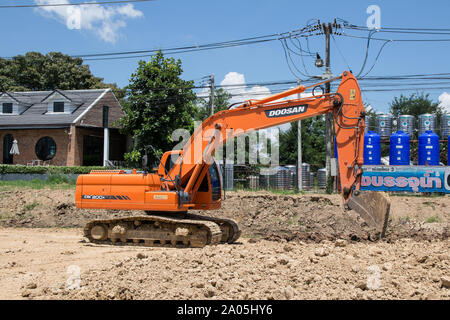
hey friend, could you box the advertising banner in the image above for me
[361,165,450,193]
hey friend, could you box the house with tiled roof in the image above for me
[0,88,127,166]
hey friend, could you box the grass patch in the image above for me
[425,216,440,223]
[0,176,76,190]
[390,192,446,198]
[0,164,114,174]
[287,215,298,225]
[423,201,436,210]
[399,216,411,223]
[24,201,40,211]
[232,188,306,195]
[268,189,301,195]
[243,234,261,239]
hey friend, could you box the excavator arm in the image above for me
[166,71,390,236]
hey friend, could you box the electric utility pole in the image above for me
[210,74,215,116]
[323,22,335,194]
[297,78,302,191]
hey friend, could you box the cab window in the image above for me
[209,163,221,201]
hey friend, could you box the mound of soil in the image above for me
[0,188,448,243]
[205,192,449,243]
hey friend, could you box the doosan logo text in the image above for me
[265,105,308,118]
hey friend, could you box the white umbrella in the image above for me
[10,139,19,155]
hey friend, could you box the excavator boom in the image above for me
[75,71,390,247]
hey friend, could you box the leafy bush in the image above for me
[46,174,76,184]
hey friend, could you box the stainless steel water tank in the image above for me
[317,168,327,189]
[375,114,393,137]
[441,113,450,137]
[301,163,311,190]
[223,163,234,190]
[247,175,259,190]
[284,165,296,175]
[418,114,437,135]
[275,167,293,190]
[397,115,415,137]
[259,167,277,189]
[284,165,297,188]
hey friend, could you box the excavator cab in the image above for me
[191,160,223,210]
[158,150,223,210]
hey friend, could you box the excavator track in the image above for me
[185,213,241,244]
[83,215,222,248]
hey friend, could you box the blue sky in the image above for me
[1,0,450,113]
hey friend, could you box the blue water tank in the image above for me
[334,135,338,160]
[448,136,450,165]
[363,130,381,165]
[389,131,410,165]
[418,130,440,165]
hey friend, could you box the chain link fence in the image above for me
[220,163,328,192]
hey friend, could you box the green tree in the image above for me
[389,92,441,119]
[119,51,197,165]
[195,88,232,121]
[0,52,124,97]
[279,117,326,171]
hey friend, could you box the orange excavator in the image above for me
[75,71,391,247]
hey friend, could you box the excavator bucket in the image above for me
[346,191,391,238]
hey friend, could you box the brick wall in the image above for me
[0,127,126,166]
[68,127,126,166]
[76,90,124,128]
[0,128,70,166]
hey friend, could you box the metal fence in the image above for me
[220,164,326,192]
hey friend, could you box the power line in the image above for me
[279,38,311,79]
[341,31,450,42]
[7,28,307,61]
[331,33,352,72]
[358,40,392,79]
[337,23,450,78]
[0,0,154,8]
[127,73,450,92]
[362,86,450,92]
[344,24,450,35]
[82,39,277,61]
[355,30,378,77]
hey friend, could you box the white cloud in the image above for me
[219,72,302,132]
[438,92,450,113]
[116,4,143,18]
[220,72,272,105]
[34,0,143,43]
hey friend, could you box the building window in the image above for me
[2,103,13,114]
[53,102,64,113]
[3,134,14,164]
[103,105,109,128]
[35,136,57,161]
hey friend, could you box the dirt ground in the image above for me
[0,188,448,300]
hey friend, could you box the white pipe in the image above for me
[103,128,109,166]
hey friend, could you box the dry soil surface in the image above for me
[0,188,448,300]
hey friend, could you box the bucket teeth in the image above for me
[346,191,391,238]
